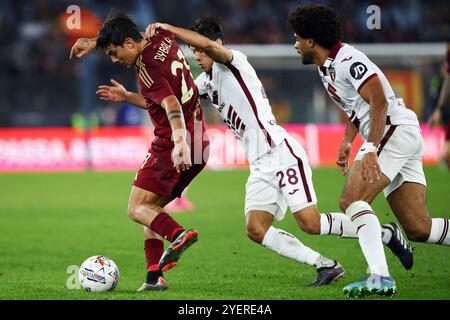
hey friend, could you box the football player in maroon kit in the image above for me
[73,13,210,292]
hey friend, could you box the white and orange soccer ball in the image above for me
[78,255,120,292]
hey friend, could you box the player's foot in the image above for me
[136,276,168,292]
[343,274,396,298]
[306,260,345,286]
[159,229,198,272]
[383,222,413,270]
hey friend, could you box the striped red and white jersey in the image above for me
[195,49,288,162]
[318,42,419,141]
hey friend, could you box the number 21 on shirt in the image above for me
[171,49,194,104]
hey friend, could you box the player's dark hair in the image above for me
[190,17,224,42]
[97,12,143,49]
[287,4,342,50]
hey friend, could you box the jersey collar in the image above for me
[322,41,343,68]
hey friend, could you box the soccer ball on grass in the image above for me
[78,255,120,292]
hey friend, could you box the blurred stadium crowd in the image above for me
[0,0,449,127]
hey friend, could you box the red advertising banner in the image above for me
[0,125,444,172]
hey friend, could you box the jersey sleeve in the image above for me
[228,49,248,69]
[141,61,175,106]
[344,54,378,93]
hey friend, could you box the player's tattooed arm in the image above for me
[70,32,145,59]
[69,37,98,59]
[145,23,233,64]
[161,96,192,173]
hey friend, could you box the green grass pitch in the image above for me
[0,167,449,300]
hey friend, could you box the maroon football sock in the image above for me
[144,239,164,271]
[150,212,185,242]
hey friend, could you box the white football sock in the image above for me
[346,201,390,277]
[320,213,357,238]
[261,226,321,267]
[426,218,450,245]
[320,213,395,246]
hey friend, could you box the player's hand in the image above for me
[172,140,192,173]
[145,22,168,39]
[336,141,351,175]
[427,109,442,129]
[69,38,97,59]
[361,152,382,184]
[96,79,128,103]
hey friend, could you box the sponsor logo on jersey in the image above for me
[350,62,368,80]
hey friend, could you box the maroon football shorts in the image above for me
[133,137,209,198]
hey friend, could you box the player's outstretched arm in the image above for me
[145,23,233,64]
[69,37,98,59]
[96,79,147,109]
[161,96,192,173]
[69,33,147,59]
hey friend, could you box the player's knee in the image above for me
[127,203,150,223]
[127,204,141,222]
[246,224,266,244]
[405,226,429,242]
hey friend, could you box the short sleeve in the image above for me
[228,49,248,68]
[344,56,377,93]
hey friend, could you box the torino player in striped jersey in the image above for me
[145,18,346,286]
[288,5,450,297]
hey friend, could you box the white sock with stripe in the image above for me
[426,218,450,245]
[262,226,333,268]
[320,213,356,238]
[346,201,390,277]
[320,213,393,245]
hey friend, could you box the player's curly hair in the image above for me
[97,12,143,49]
[287,5,342,50]
[190,17,224,42]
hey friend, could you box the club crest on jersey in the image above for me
[350,62,368,80]
[329,67,336,82]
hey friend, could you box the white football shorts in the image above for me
[355,124,427,197]
[245,136,317,221]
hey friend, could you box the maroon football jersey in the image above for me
[136,30,201,148]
